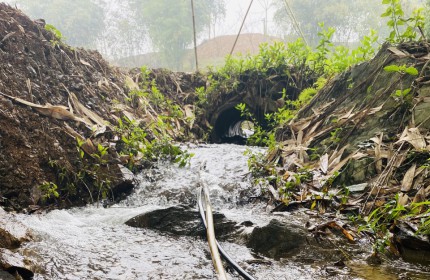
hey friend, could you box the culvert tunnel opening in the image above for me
[212,106,258,144]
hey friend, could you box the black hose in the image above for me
[198,187,256,280]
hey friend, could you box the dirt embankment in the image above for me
[0,4,207,212]
[0,4,134,211]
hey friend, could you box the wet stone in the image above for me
[125,205,239,240]
[0,208,32,249]
[0,249,34,280]
[246,219,308,260]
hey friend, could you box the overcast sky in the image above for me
[217,0,277,37]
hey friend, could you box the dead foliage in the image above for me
[255,42,430,246]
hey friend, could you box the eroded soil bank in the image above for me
[0,3,205,212]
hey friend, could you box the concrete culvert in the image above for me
[212,106,255,144]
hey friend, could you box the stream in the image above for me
[14,144,430,279]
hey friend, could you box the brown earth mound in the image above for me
[113,33,282,70]
[0,3,132,211]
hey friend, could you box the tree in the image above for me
[273,0,425,47]
[130,0,225,70]
[9,0,105,49]
[273,0,386,46]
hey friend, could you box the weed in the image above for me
[45,24,65,47]
[39,181,59,202]
[381,0,425,43]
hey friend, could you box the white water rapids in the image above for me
[14,144,430,279]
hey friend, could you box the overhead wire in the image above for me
[230,0,255,56]
[283,0,308,46]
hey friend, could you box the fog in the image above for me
[2,0,427,71]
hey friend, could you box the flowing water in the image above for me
[15,144,430,279]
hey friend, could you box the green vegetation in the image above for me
[44,24,64,47]
[381,0,425,43]
[352,196,430,254]
[383,64,419,103]
[223,0,430,258]
[38,181,59,202]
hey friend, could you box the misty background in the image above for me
[3,0,427,71]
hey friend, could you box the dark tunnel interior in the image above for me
[212,106,254,144]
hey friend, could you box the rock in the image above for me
[125,205,238,239]
[394,224,430,265]
[0,208,32,249]
[246,219,308,259]
[0,270,15,280]
[110,164,136,203]
[0,249,34,280]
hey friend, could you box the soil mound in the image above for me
[0,3,131,210]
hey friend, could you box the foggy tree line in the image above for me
[4,0,429,70]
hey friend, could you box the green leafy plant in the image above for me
[384,64,418,103]
[39,181,60,202]
[384,64,419,75]
[235,103,275,147]
[358,195,408,253]
[381,0,425,43]
[45,24,64,47]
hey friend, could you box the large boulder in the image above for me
[125,205,239,240]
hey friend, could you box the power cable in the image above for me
[190,0,199,71]
[230,0,255,56]
[283,0,308,46]
[197,168,256,280]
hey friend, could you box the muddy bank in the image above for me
[0,4,205,211]
[0,3,134,210]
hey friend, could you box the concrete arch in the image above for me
[209,98,277,143]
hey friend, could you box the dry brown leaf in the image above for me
[413,188,426,204]
[387,47,408,58]
[320,153,329,175]
[267,185,280,201]
[69,92,109,127]
[124,76,139,90]
[374,134,383,174]
[330,153,355,175]
[368,104,383,115]
[17,24,25,33]
[304,120,322,141]
[323,221,355,242]
[352,152,368,160]
[64,123,84,140]
[396,127,426,150]
[183,104,195,129]
[397,192,409,207]
[79,59,93,68]
[0,91,87,122]
[80,138,97,155]
[425,185,430,197]
[289,117,313,132]
[1,31,16,43]
[329,145,348,164]
[401,164,416,192]
[297,130,304,145]
[338,106,355,120]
